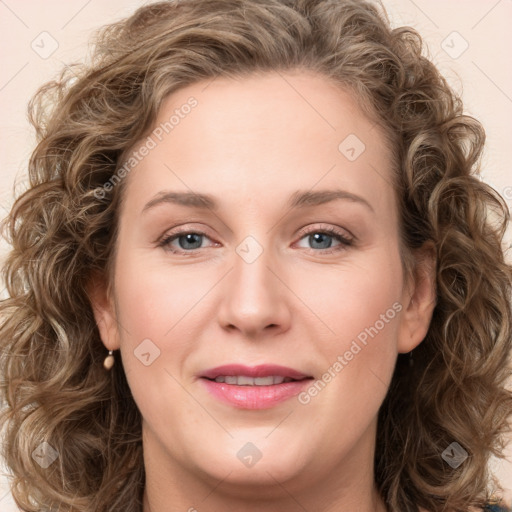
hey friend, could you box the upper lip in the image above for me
[200,364,311,380]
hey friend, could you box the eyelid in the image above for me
[295,223,355,243]
[292,224,354,255]
[157,223,355,255]
[156,225,218,250]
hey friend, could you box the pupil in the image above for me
[311,233,331,249]
[180,233,202,250]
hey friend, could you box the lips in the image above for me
[200,364,311,381]
[210,375,293,385]
[199,364,313,409]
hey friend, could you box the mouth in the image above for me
[199,364,314,409]
[204,375,301,385]
[200,363,311,381]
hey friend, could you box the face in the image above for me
[91,71,435,498]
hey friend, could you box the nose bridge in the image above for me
[217,234,290,336]
[234,235,273,296]
[232,234,278,312]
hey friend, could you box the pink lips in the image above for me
[199,364,313,410]
[201,364,309,380]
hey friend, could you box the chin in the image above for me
[198,459,309,498]
[188,436,311,492]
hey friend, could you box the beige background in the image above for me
[1,0,511,509]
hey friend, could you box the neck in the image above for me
[143,486,387,512]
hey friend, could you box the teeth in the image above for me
[213,375,292,385]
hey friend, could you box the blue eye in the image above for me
[158,226,353,255]
[159,232,212,252]
[296,227,353,253]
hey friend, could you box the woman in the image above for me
[0,0,511,511]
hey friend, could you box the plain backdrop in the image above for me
[0,0,511,509]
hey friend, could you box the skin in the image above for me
[90,70,436,512]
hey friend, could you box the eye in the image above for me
[295,226,354,254]
[157,225,354,256]
[158,229,216,254]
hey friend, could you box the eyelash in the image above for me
[157,225,354,256]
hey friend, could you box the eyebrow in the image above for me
[142,189,374,214]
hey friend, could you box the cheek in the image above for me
[112,256,202,445]
[299,253,403,347]
[297,252,403,400]
[288,256,404,465]
[111,252,198,400]
[114,250,204,341]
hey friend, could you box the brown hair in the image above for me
[1,1,511,511]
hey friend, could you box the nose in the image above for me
[217,242,292,339]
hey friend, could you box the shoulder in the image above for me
[483,504,510,512]
[418,503,510,512]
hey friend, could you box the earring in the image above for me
[103,350,115,370]
[409,350,414,368]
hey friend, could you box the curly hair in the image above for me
[1,0,511,511]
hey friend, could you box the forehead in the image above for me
[120,71,396,217]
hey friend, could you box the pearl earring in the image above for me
[103,350,115,370]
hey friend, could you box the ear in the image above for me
[87,270,120,351]
[397,242,437,354]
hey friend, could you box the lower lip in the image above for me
[200,378,312,409]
